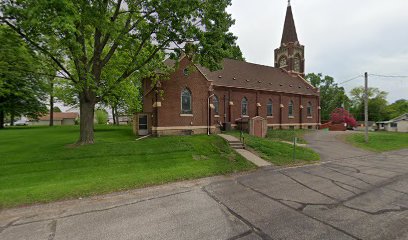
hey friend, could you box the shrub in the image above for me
[95,109,108,124]
[330,108,357,127]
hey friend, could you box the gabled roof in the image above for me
[38,112,79,121]
[281,3,299,44]
[163,57,318,95]
[377,113,408,124]
[392,113,408,122]
[197,59,318,96]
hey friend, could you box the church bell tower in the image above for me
[274,0,305,76]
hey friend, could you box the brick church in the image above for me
[138,2,320,136]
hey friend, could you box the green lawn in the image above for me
[345,131,408,152]
[228,131,320,166]
[266,129,310,144]
[0,126,254,209]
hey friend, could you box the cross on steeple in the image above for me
[288,0,291,7]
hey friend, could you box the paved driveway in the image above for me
[1,131,407,240]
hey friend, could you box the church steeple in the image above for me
[274,1,305,76]
[281,1,298,44]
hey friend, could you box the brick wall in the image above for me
[211,87,319,130]
[141,57,320,135]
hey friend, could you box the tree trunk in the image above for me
[0,110,4,129]
[49,81,54,126]
[112,107,116,125]
[49,95,54,126]
[10,112,15,126]
[78,92,96,145]
[115,107,119,126]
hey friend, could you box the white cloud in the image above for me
[228,0,408,103]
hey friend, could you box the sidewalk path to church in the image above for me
[218,133,271,167]
[1,132,408,240]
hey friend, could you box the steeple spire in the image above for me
[281,1,298,44]
[275,1,305,76]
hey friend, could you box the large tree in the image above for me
[0,26,47,128]
[306,73,349,121]
[349,87,389,122]
[1,0,242,144]
[386,99,408,119]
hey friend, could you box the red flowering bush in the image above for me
[344,116,357,127]
[330,108,357,127]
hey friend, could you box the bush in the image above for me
[330,108,357,127]
[95,109,108,124]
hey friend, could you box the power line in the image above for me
[369,74,408,78]
[338,75,363,85]
[337,73,408,86]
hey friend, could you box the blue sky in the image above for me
[227,0,408,103]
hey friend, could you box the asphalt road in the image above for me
[1,131,407,240]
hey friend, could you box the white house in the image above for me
[376,113,408,133]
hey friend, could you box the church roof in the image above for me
[281,3,299,44]
[197,59,318,96]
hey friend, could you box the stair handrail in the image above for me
[240,130,245,149]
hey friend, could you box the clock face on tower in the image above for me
[294,57,300,72]
[279,57,287,67]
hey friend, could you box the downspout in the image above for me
[318,96,321,127]
[228,89,232,122]
[279,94,283,129]
[256,91,259,116]
[155,87,159,135]
[208,93,215,135]
[223,94,227,122]
[299,95,303,129]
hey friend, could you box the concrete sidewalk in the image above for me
[218,134,271,167]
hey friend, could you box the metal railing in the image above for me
[240,130,245,149]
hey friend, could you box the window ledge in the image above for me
[288,116,295,119]
[241,115,249,118]
[180,114,193,117]
[214,115,220,118]
[267,116,274,118]
[307,116,313,119]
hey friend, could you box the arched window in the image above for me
[307,102,312,117]
[267,99,273,116]
[288,100,294,117]
[181,88,192,114]
[279,56,287,68]
[294,56,301,72]
[241,97,248,116]
[213,95,219,114]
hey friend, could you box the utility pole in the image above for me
[364,72,369,143]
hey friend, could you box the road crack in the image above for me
[9,189,193,228]
[236,181,363,240]
[300,169,362,194]
[201,187,273,240]
[278,171,339,201]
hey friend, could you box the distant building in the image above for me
[137,2,320,136]
[31,112,79,126]
[376,113,408,133]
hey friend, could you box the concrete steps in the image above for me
[218,134,271,167]
[229,141,245,149]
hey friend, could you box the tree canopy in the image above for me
[306,73,349,121]
[1,0,243,144]
[386,99,408,119]
[0,25,47,128]
[349,87,389,122]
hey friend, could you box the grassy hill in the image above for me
[0,126,254,208]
